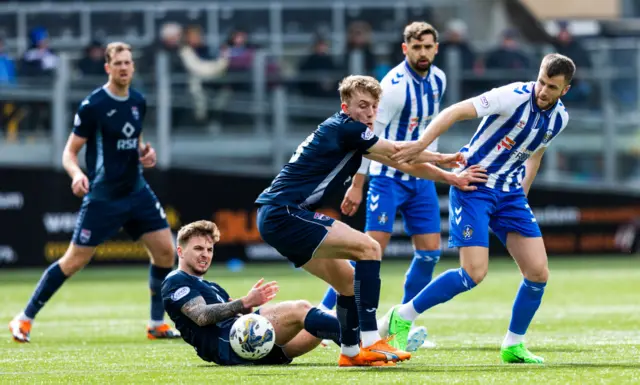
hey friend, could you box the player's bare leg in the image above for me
[388,246,486,350]
[140,228,180,339]
[500,233,548,364]
[9,243,95,343]
[306,220,409,366]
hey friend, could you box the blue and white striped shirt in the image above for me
[362,60,446,181]
[462,81,570,192]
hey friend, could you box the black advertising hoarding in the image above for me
[0,167,638,267]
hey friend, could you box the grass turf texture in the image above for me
[1,258,639,384]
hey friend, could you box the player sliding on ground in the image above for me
[255,74,488,366]
[9,42,179,343]
[385,53,575,364]
[162,220,342,366]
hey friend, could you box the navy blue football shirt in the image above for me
[256,112,379,211]
[72,86,147,200]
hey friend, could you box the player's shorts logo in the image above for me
[462,225,473,240]
[313,213,330,221]
[79,229,92,244]
[378,212,388,225]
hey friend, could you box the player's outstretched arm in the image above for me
[364,152,487,191]
[522,148,546,196]
[181,296,248,327]
[180,279,278,327]
[391,100,478,164]
[62,133,89,198]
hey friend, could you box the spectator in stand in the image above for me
[297,37,339,99]
[0,37,16,86]
[77,40,105,77]
[20,27,58,78]
[553,22,592,105]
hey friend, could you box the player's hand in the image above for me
[438,152,466,169]
[242,278,279,308]
[391,141,427,164]
[71,173,89,198]
[340,185,363,216]
[451,165,488,191]
[139,142,157,168]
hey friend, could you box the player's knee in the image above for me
[295,300,313,319]
[463,264,488,285]
[357,237,382,261]
[524,265,549,283]
[58,249,93,276]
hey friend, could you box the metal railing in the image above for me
[2,39,640,191]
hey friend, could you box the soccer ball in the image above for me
[229,314,276,360]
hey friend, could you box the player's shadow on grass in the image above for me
[435,346,596,353]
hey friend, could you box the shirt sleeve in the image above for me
[375,82,404,127]
[162,279,202,310]
[355,119,386,174]
[339,121,380,152]
[471,83,524,118]
[72,100,98,138]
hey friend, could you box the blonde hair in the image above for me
[338,75,382,104]
[403,21,439,43]
[105,42,132,64]
[177,220,221,247]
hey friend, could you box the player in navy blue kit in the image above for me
[9,42,179,342]
[255,75,487,366]
[162,220,342,366]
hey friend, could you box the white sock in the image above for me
[317,304,331,313]
[341,344,359,357]
[502,330,525,348]
[397,302,420,322]
[149,320,165,328]
[17,312,33,322]
[361,330,382,348]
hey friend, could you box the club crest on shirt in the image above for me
[131,106,140,120]
[543,129,553,144]
[361,128,374,140]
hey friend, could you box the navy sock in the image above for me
[508,279,546,335]
[354,260,381,332]
[412,268,476,314]
[150,265,173,322]
[304,307,340,345]
[402,249,441,304]
[24,262,68,319]
[320,261,355,310]
[336,295,360,346]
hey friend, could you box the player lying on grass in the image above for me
[255,74,488,366]
[162,220,343,366]
[384,53,575,364]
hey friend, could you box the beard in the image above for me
[411,58,431,73]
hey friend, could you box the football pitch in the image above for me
[1,257,639,384]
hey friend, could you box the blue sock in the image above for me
[411,268,477,314]
[304,307,340,345]
[320,261,355,311]
[402,249,441,304]
[336,295,360,346]
[320,287,337,310]
[354,260,381,332]
[24,262,68,319]
[508,279,546,335]
[150,265,173,322]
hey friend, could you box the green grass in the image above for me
[1,258,640,384]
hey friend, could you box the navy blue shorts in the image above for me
[72,185,170,247]
[257,204,335,267]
